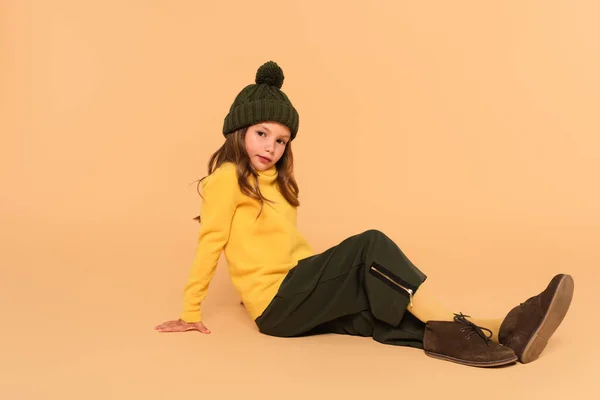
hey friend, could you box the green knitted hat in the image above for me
[223,61,299,140]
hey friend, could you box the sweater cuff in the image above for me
[180,310,202,323]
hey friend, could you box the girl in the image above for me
[155,61,575,368]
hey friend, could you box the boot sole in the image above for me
[424,350,518,368]
[520,274,575,364]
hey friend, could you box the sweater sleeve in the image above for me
[180,163,240,323]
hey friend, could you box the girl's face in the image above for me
[245,121,290,171]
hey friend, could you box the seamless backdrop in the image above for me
[1,1,599,399]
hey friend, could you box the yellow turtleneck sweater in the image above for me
[180,162,314,323]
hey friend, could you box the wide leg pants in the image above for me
[255,230,428,349]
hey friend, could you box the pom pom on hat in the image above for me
[255,61,285,88]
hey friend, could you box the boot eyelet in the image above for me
[460,328,466,332]
[465,336,470,340]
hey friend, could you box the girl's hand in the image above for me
[155,319,211,334]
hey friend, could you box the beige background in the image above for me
[2,0,599,399]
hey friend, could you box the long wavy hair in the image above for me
[193,127,299,222]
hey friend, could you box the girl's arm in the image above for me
[179,163,241,323]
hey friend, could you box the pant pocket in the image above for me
[368,261,418,307]
[366,261,423,327]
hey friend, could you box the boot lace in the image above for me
[453,312,493,345]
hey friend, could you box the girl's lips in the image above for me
[258,155,271,163]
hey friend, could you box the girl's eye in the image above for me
[277,139,287,145]
[257,131,265,136]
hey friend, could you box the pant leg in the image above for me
[255,229,428,347]
[307,309,427,348]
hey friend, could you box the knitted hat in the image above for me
[223,61,299,140]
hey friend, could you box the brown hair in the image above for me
[193,127,300,222]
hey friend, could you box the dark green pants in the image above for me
[255,229,428,349]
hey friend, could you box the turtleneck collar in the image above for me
[257,165,278,185]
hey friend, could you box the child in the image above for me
[155,61,575,368]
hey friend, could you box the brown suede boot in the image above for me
[499,274,574,364]
[424,313,518,367]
